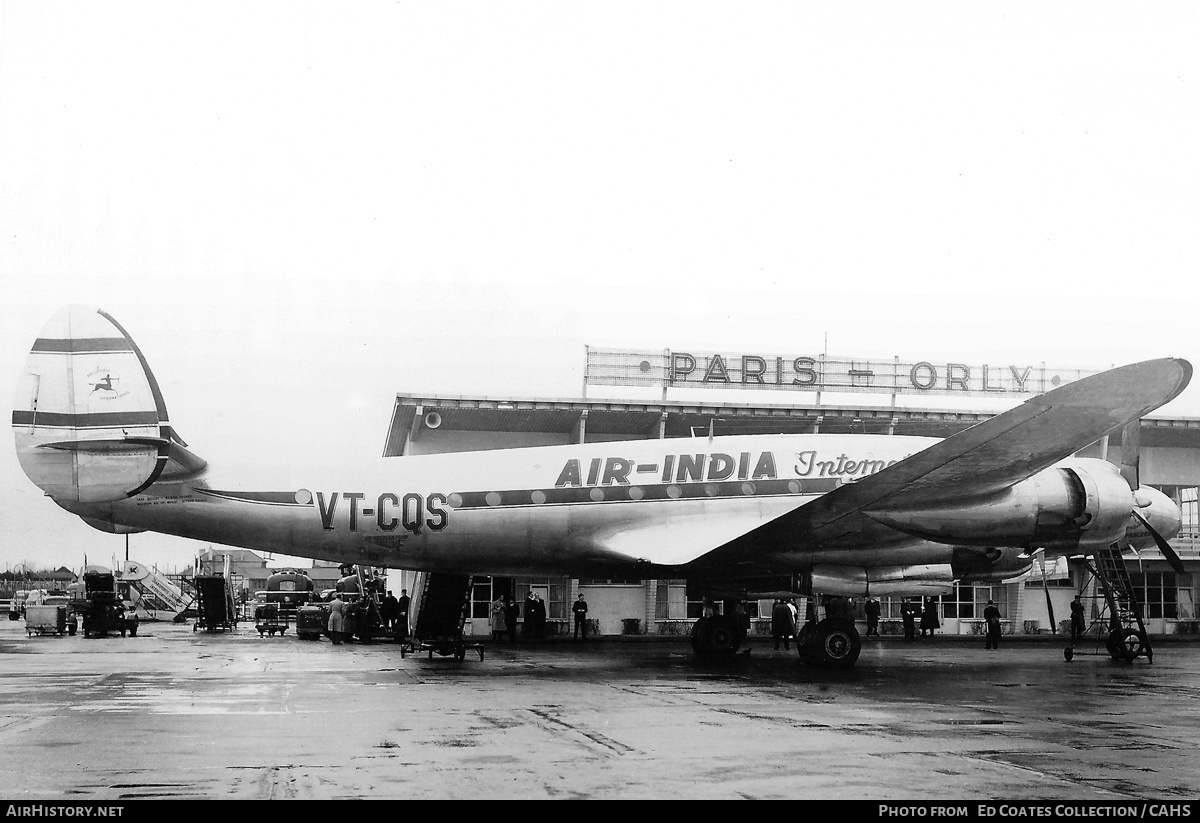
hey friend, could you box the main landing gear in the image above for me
[796,619,861,668]
[690,615,862,667]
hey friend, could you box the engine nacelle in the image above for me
[810,564,955,597]
[863,458,1135,552]
[950,546,1033,583]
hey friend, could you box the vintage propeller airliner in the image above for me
[11,307,1191,666]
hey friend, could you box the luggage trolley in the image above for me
[254,602,289,636]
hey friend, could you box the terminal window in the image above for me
[1129,572,1194,619]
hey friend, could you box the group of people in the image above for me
[330,586,1089,652]
[489,591,552,642]
[379,589,410,640]
[899,597,942,641]
[325,588,409,645]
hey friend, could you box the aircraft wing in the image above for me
[688,357,1192,565]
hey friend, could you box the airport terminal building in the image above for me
[382,349,1200,639]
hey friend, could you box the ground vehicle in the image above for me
[255,569,314,617]
[81,569,138,638]
[8,590,33,620]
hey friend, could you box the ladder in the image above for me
[1078,543,1151,663]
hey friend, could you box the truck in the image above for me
[254,568,315,617]
[80,568,138,638]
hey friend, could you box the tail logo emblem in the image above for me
[87,369,128,400]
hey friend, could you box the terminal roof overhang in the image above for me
[384,393,1200,456]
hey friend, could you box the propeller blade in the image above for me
[1117,420,1141,491]
[1041,568,1056,633]
[1131,509,1187,576]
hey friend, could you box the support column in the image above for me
[644,579,658,635]
[571,410,588,445]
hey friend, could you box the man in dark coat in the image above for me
[380,590,399,631]
[572,593,589,639]
[901,598,917,642]
[864,597,881,637]
[771,598,794,651]
[920,597,940,637]
[396,589,411,641]
[532,594,547,639]
[1070,595,1086,642]
[984,599,1002,649]
[524,592,538,639]
[504,597,520,643]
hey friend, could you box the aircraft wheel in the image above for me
[815,621,861,668]
[707,618,742,654]
[689,617,713,654]
[1106,629,1130,661]
[1064,646,1074,661]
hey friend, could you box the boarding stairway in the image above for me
[402,572,483,660]
[1071,543,1152,663]
[120,561,196,622]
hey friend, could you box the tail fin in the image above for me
[11,306,205,503]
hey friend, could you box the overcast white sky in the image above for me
[2,2,1199,574]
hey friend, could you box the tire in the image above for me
[690,617,713,654]
[127,622,137,637]
[706,618,742,654]
[813,620,861,668]
[1107,629,1137,661]
[1064,647,1074,661]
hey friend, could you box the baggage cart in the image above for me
[254,602,289,636]
[25,604,71,637]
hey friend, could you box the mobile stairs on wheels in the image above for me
[1065,543,1152,663]
[400,572,484,661]
[192,574,238,633]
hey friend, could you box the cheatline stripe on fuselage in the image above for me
[11,410,161,428]
[448,477,839,508]
[198,477,841,510]
[31,337,135,353]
